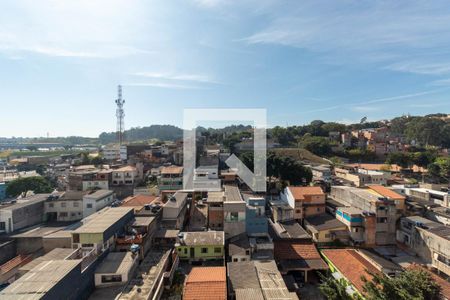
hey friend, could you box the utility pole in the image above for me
[115,85,126,145]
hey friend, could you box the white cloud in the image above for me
[132,72,218,84]
[408,102,449,108]
[351,106,380,112]
[0,0,151,58]
[192,0,227,8]
[301,89,443,114]
[429,78,450,86]
[124,82,207,90]
[386,62,450,75]
[243,1,450,75]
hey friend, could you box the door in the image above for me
[190,247,195,258]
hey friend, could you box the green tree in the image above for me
[405,117,446,147]
[386,152,413,169]
[435,157,450,179]
[427,162,441,179]
[319,271,354,300]
[411,151,436,168]
[301,136,332,156]
[362,268,441,300]
[6,176,53,197]
[240,151,312,186]
[271,126,295,145]
[322,122,347,135]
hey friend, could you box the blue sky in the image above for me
[1,0,450,137]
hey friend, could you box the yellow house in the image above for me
[304,214,348,244]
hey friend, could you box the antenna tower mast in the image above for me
[115,85,125,145]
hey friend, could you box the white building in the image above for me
[162,192,189,229]
[82,180,109,191]
[45,191,84,222]
[83,189,115,218]
[193,165,221,192]
[0,194,48,233]
[112,166,138,186]
[103,146,121,161]
[95,252,138,287]
[406,188,450,208]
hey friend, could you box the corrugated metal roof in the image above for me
[73,207,133,234]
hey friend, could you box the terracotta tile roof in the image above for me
[184,267,226,300]
[288,186,324,201]
[161,165,183,175]
[322,249,379,294]
[115,166,137,172]
[121,194,159,208]
[367,185,405,200]
[275,241,321,260]
[408,264,450,300]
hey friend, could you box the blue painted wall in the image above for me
[0,183,6,200]
[245,197,268,236]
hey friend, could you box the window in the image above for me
[184,248,187,254]
[0,222,5,231]
[377,217,388,223]
[230,212,239,221]
[61,202,66,208]
[214,247,221,253]
[241,258,246,262]
[201,248,208,254]
[60,212,68,217]
[73,202,79,207]
[71,213,76,217]
[49,203,54,208]
[296,209,301,214]
[437,254,450,267]
[317,207,321,212]
[246,250,250,255]
[233,258,238,262]
[73,234,80,243]
[101,275,122,283]
[86,203,93,209]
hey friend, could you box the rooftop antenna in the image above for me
[115,85,126,145]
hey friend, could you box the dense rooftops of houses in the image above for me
[160,165,183,175]
[72,207,134,234]
[207,190,225,202]
[321,249,379,296]
[0,259,82,300]
[95,252,136,275]
[287,186,325,200]
[114,165,137,172]
[163,192,188,209]
[0,193,50,210]
[305,213,347,232]
[83,189,114,200]
[270,219,310,240]
[224,185,244,202]
[176,231,224,246]
[121,194,159,208]
[184,266,227,300]
[228,260,298,300]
